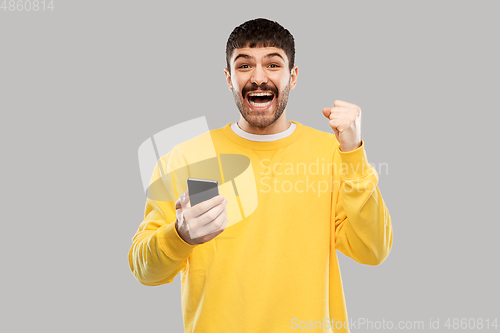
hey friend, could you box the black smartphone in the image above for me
[187,178,219,207]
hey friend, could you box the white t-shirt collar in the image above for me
[230,122,296,142]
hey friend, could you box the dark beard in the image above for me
[232,80,291,129]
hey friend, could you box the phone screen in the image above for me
[187,178,219,207]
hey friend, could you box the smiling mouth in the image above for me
[246,91,275,109]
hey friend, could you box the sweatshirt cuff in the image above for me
[338,140,372,178]
[157,221,197,259]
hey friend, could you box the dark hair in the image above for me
[225,18,295,74]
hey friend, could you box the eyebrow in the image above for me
[233,52,285,62]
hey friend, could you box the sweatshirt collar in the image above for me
[230,122,296,142]
[221,121,304,150]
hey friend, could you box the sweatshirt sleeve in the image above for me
[332,140,393,266]
[128,155,198,286]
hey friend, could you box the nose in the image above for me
[250,65,268,85]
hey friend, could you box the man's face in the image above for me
[224,46,298,129]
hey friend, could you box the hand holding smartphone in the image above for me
[174,178,228,245]
[187,178,220,206]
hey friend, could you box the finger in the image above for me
[192,205,228,239]
[206,211,228,235]
[175,204,184,227]
[181,190,191,210]
[175,191,189,227]
[193,198,227,228]
[189,194,225,218]
[176,209,186,229]
[333,100,360,109]
[330,107,360,117]
[188,198,227,238]
[329,119,349,133]
[210,217,228,239]
[329,121,340,137]
[214,216,228,233]
[329,112,356,120]
[175,190,187,209]
[322,107,332,119]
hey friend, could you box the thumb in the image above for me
[175,190,191,210]
[175,191,191,230]
[181,190,191,210]
[182,190,191,209]
[322,107,332,119]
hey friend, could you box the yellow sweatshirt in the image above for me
[129,121,393,333]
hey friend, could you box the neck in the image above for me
[237,114,291,135]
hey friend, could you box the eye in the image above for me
[238,64,249,69]
[269,64,280,68]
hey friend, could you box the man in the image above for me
[129,18,393,333]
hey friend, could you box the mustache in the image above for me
[242,83,278,98]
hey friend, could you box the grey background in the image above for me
[1,0,498,332]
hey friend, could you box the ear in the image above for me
[224,68,233,92]
[289,66,298,91]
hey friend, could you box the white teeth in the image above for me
[248,92,273,97]
[249,100,273,107]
